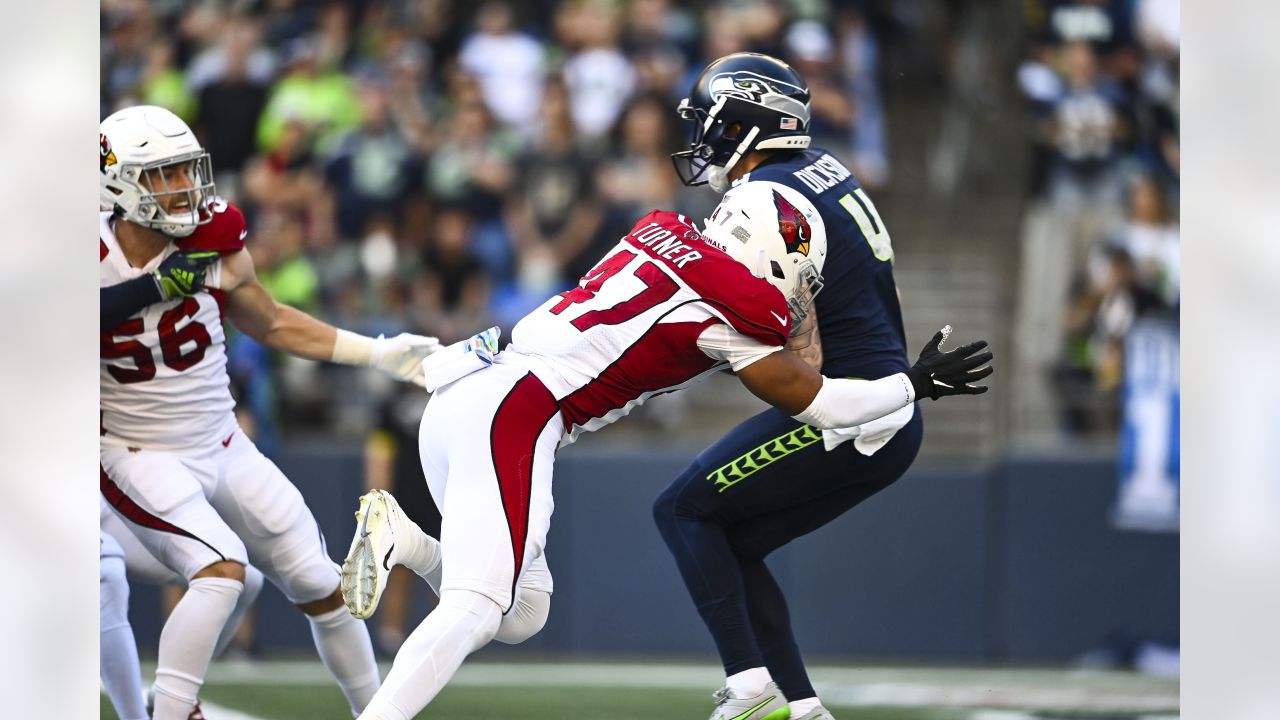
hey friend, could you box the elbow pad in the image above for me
[792,374,916,430]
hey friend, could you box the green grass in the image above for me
[101,686,977,720]
[100,660,1178,720]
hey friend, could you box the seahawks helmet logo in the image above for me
[100,133,117,174]
[772,190,811,256]
[707,71,810,125]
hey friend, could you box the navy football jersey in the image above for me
[738,147,909,379]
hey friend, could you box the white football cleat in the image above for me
[342,490,409,619]
[708,681,791,720]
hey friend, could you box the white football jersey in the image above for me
[503,210,790,443]
[99,202,247,451]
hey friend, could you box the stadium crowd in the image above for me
[1016,0,1179,435]
[101,0,893,447]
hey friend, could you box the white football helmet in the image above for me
[100,105,215,238]
[701,180,827,330]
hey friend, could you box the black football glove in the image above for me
[906,325,993,400]
[153,250,219,300]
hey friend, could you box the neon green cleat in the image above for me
[708,681,791,720]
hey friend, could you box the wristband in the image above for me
[331,329,375,366]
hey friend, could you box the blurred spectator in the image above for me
[783,20,856,153]
[193,15,272,199]
[101,2,154,115]
[256,38,361,156]
[596,94,679,246]
[139,40,198,121]
[325,82,421,243]
[413,207,492,343]
[459,2,547,135]
[503,78,603,308]
[1040,41,1128,269]
[561,0,637,143]
[1106,176,1178,309]
[424,78,520,284]
[838,6,891,188]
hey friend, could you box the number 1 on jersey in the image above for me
[839,188,893,262]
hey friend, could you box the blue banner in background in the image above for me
[1114,317,1180,532]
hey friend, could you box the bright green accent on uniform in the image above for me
[838,189,894,263]
[728,696,779,720]
[708,425,822,493]
[761,707,793,720]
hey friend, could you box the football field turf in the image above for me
[101,659,1179,719]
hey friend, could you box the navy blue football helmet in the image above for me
[671,53,811,191]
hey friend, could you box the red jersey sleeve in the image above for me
[175,199,247,255]
[623,210,790,347]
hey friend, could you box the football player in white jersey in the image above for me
[100,497,265,720]
[99,105,442,720]
[339,193,993,719]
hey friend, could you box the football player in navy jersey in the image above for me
[657,53,991,720]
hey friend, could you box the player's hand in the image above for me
[370,333,444,387]
[153,250,219,299]
[906,325,993,400]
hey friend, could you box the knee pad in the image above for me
[276,556,341,605]
[494,589,551,645]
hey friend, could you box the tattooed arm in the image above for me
[786,307,824,371]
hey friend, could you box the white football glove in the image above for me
[369,333,443,387]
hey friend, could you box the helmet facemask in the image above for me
[671,96,763,192]
[125,151,216,238]
[787,260,825,333]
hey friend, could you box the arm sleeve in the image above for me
[100,275,161,330]
[696,322,782,372]
[792,374,918,430]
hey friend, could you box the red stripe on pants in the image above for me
[100,465,226,561]
[488,373,559,610]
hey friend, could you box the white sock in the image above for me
[358,589,501,720]
[390,512,441,590]
[308,605,381,714]
[788,697,822,716]
[152,576,243,720]
[214,564,264,658]
[726,666,773,698]
[100,556,148,720]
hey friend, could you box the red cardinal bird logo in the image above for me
[772,190,811,256]
[100,133,117,174]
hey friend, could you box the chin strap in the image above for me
[710,125,762,192]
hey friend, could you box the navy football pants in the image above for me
[653,407,923,701]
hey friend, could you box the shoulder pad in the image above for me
[176,199,247,255]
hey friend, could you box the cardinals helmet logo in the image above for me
[772,190,811,256]
[100,133,117,174]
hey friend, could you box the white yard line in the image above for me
[192,660,1178,715]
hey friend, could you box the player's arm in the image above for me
[737,327,993,429]
[100,250,220,329]
[785,306,823,371]
[220,248,441,386]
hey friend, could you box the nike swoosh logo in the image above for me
[383,543,395,571]
[239,229,248,240]
[221,432,234,447]
[728,697,778,720]
[769,311,787,327]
